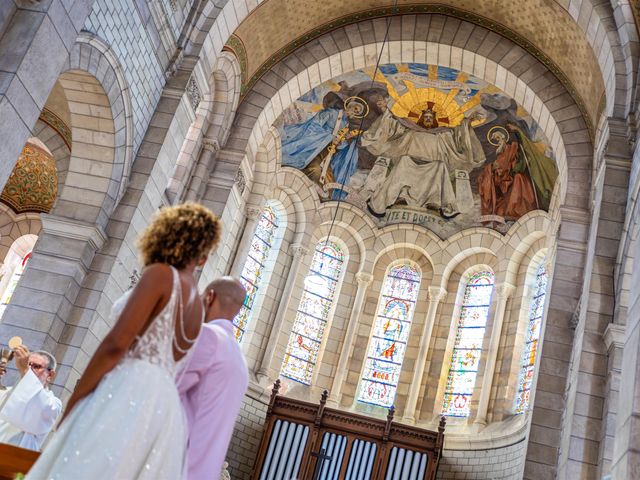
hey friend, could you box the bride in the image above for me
[26,203,221,479]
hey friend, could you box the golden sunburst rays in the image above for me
[391,86,466,126]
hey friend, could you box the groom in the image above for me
[178,277,248,479]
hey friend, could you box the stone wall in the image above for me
[437,441,526,480]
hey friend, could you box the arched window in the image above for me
[0,234,38,320]
[515,262,548,413]
[233,205,280,342]
[358,264,421,408]
[442,270,495,417]
[281,240,345,384]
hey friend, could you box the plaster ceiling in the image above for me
[227,0,606,129]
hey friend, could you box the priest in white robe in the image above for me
[0,346,61,451]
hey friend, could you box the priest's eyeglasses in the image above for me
[28,362,48,371]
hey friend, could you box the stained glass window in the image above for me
[358,264,421,408]
[442,270,495,417]
[515,263,548,413]
[281,240,345,384]
[233,205,279,342]
[0,251,32,319]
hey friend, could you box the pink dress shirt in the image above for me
[178,319,249,479]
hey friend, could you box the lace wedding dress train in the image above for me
[26,268,194,480]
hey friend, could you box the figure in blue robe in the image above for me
[281,106,360,193]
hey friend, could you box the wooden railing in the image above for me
[251,381,445,480]
[0,444,38,480]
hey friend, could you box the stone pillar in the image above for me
[185,137,220,202]
[327,271,373,407]
[600,323,624,477]
[229,206,262,278]
[0,1,95,191]
[255,243,309,382]
[475,282,515,425]
[403,286,447,422]
[0,214,106,390]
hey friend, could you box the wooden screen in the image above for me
[252,381,445,480]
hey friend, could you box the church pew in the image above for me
[0,443,38,480]
[251,380,446,480]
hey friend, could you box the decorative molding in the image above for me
[355,271,373,287]
[289,243,308,258]
[428,286,447,302]
[186,76,201,111]
[245,205,261,220]
[224,5,595,141]
[603,323,625,352]
[128,269,140,289]
[202,137,220,152]
[40,214,107,252]
[496,282,516,299]
[234,168,246,194]
[38,108,71,150]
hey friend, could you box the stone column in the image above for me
[0,1,95,191]
[599,323,624,476]
[475,282,515,425]
[403,286,447,423]
[184,137,219,202]
[0,214,106,390]
[255,243,309,383]
[229,206,262,277]
[327,271,373,407]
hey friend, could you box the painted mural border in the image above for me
[225,4,595,142]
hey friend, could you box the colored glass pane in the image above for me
[233,206,279,342]
[515,263,548,413]
[281,240,345,384]
[358,264,421,408]
[0,251,31,319]
[442,270,495,417]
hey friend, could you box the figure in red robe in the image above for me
[478,126,537,220]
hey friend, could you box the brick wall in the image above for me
[226,391,269,479]
[437,441,526,480]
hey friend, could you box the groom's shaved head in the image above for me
[206,277,246,309]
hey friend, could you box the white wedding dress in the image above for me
[26,267,196,480]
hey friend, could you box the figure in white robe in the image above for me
[361,109,486,217]
[0,355,61,451]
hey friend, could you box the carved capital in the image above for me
[290,243,309,258]
[355,271,373,287]
[186,76,202,111]
[234,168,246,194]
[496,282,516,300]
[40,214,107,252]
[201,138,220,152]
[603,323,625,352]
[428,286,447,302]
[245,205,262,220]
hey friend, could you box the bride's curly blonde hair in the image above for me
[137,203,221,269]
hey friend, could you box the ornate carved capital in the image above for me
[496,282,516,300]
[234,168,246,194]
[428,286,447,302]
[245,205,261,220]
[201,138,220,153]
[355,271,373,287]
[290,243,309,258]
[186,76,201,110]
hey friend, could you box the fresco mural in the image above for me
[276,63,559,237]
